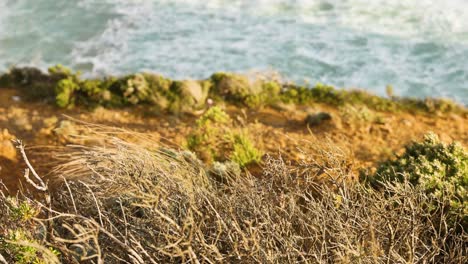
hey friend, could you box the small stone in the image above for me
[0,140,16,161]
[207,98,214,106]
[380,124,393,134]
[401,119,412,126]
[54,120,78,143]
[101,90,112,101]
[1,129,14,140]
[14,116,32,131]
[0,129,16,161]
[305,112,332,126]
[39,116,59,136]
[43,116,58,128]
[215,73,251,99]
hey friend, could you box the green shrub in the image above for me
[186,107,232,163]
[51,65,84,108]
[310,82,343,105]
[230,132,263,167]
[196,106,230,126]
[366,133,467,228]
[244,81,281,108]
[2,66,466,114]
[5,230,42,264]
[1,196,60,264]
[279,83,460,113]
[144,73,172,92]
[279,83,340,105]
[48,64,74,77]
[280,85,312,104]
[52,66,121,108]
[2,229,60,264]
[186,107,262,167]
[120,73,150,105]
[55,77,80,108]
[6,197,38,221]
[0,67,59,100]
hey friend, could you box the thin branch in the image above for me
[0,253,8,264]
[14,139,47,191]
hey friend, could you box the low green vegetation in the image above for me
[339,104,386,124]
[1,197,60,263]
[3,229,59,264]
[6,197,38,222]
[1,130,466,262]
[230,132,263,167]
[1,65,467,262]
[364,133,467,230]
[186,106,262,167]
[0,65,465,114]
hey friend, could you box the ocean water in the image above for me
[0,0,467,104]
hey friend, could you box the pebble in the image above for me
[305,112,332,126]
[0,129,17,161]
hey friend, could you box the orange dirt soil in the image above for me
[1,88,467,192]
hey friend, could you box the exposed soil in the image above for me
[1,88,467,192]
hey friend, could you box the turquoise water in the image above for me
[1,0,467,104]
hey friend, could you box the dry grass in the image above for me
[1,124,466,263]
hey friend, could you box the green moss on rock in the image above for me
[0,66,465,115]
[245,81,282,109]
[120,73,150,105]
[210,72,252,102]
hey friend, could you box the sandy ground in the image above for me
[1,88,466,192]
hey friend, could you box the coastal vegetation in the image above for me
[0,65,466,263]
[0,65,465,115]
[186,106,262,167]
[0,129,466,263]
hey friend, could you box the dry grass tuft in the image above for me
[1,124,466,263]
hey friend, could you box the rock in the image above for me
[44,116,59,128]
[9,67,47,85]
[380,124,393,134]
[54,120,78,143]
[0,129,17,161]
[39,116,59,136]
[305,112,332,126]
[179,80,205,104]
[123,73,150,104]
[0,141,16,161]
[144,73,173,92]
[8,107,32,131]
[171,80,209,113]
[212,73,252,100]
[13,116,32,131]
[401,119,412,127]
[101,90,112,101]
